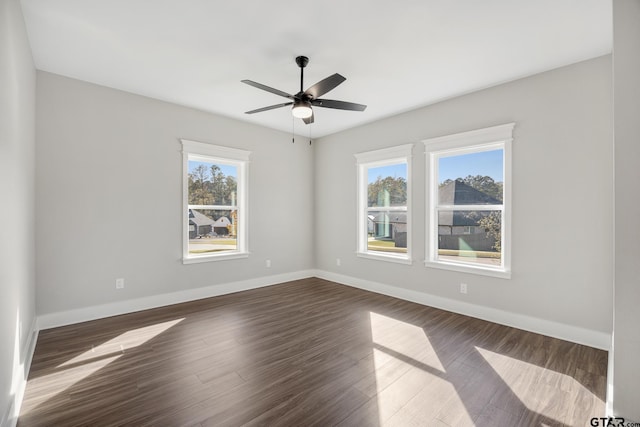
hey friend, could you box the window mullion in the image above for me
[436,204,503,211]
[367,206,407,212]
[189,204,236,210]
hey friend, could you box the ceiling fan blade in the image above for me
[302,111,314,125]
[245,102,293,114]
[241,80,294,99]
[304,74,346,99]
[311,98,367,111]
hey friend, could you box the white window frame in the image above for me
[424,123,514,279]
[181,139,250,264]
[355,144,413,265]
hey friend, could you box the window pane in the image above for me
[438,149,503,205]
[367,210,407,254]
[368,163,407,207]
[188,160,238,206]
[188,209,237,254]
[437,210,501,266]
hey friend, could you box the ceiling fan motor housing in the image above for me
[295,55,309,68]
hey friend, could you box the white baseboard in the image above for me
[313,269,611,351]
[606,342,615,417]
[36,267,612,348]
[37,270,315,330]
[22,269,611,426]
[3,320,38,427]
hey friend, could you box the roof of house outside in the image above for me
[438,180,501,205]
[370,213,407,224]
[213,217,231,227]
[188,209,215,227]
[438,180,501,226]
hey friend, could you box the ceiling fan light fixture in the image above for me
[292,101,312,119]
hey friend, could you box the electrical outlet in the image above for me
[266,259,271,268]
[460,283,467,294]
[336,258,341,266]
[116,278,125,289]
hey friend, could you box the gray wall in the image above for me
[11,12,627,421]
[35,72,314,316]
[612,0,640,421]
[315,56,613,337]
[0,0,37,424]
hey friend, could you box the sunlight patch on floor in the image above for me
[59,318,184,367]
[369,311,445,373]
[21,355,121,415]
[20,318,184,416]
[369,312,471,425]
[475,346,601,422]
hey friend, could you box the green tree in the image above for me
[189,164,213,205]
[478,211,502,252]
[462,175,503,202]
[368,176,407,207]
[224,175,237,205]
[209,165,224,204]
[188,164,240,207]
[188,164,239,222]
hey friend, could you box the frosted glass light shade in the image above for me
[292,102,312,118]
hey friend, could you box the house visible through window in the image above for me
[356,144,412,264]
[425,124,514,278]
[181,140,250,263]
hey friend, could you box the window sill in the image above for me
[357,251,413,265]
[424,260,511,279]
[183,252,249,264]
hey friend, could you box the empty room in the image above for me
[2,0,639,426]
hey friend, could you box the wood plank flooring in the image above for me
[18,278,607,426]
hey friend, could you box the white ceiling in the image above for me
[20,0,612,138]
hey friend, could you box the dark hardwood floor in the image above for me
[18,278,607,426]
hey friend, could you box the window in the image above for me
[181,139,250,263]
[424,123,514,278]
[355,144,413,264]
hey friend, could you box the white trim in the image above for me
[354,143,414,164]
[436,204,502,211]
[423,123,515,150]
[37,270,315,330]
[189,204,238,210]
[606,334,614,417]
[356,252,413,265]
[424,260,511,279]
[182,252,249,264]
[36,269,611,349]
[3,320,38,427]
[424,123,514,277]
[313,269,611,351]
[180,139,251,161]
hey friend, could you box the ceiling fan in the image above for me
[242,55,367,124]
